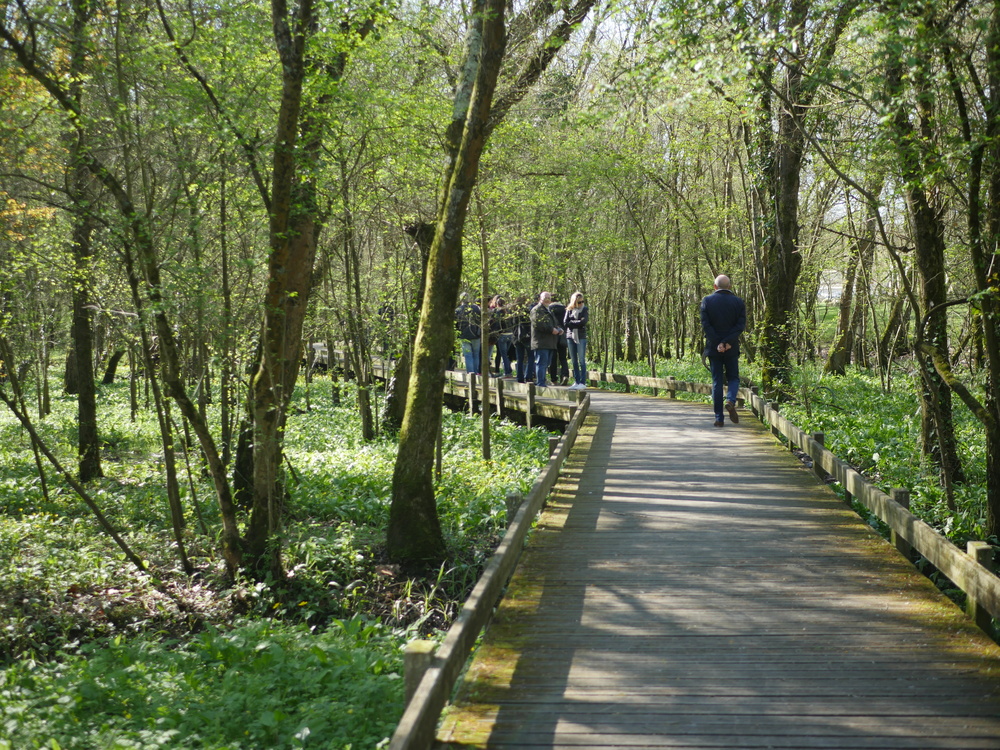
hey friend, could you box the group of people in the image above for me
[454,273,745,427]
[455,290,589,390]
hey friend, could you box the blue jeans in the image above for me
[515,341,534,382]
[494,334,513,376]
[461,339,481,374]
[549,344,569,384]
[534,348,552,387]
[709,350,740,420]
[568,338,588,385]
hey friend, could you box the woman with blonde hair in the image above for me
[564,291,589,390]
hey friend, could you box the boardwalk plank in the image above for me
[437,393,1000,750]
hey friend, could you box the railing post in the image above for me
[497,377,506,420]
[548,435,560,457]
[811,432,825,482]
[526,382,535,428]
[505,493,523,527]
[769,403,781,440]
[404,640,436,705]
[468,372,477,416]
[966,541,996,635]
[890,488,914,561]
[667,376,677,400]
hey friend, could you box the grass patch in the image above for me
[0,373,553,747]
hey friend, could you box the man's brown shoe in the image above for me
[714,419,724,427]
[726,402,739,423]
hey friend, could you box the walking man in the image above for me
[530,291,562,387]
[700,275,746,427]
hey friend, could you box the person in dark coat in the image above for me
[455,294,482,373]
[700,274,746,427]
[511,296,535,382]
[530,291,562,388]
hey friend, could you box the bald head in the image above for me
[714,275,732,290]
[539,291,552,305]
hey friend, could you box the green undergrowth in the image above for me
[0,373,552,748]
[776,363,991,545]
[1,617,404,750]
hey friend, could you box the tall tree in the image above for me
[387,0,508,563]
[880,7,964,489]
[387,0,599,563]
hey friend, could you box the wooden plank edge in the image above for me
[387,395,590,750]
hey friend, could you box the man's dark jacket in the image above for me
[700,289,746,357]
[530,303,559,350]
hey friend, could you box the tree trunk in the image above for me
[885,53,964,486]
[876,288,909,372]
[826,187,880,375]
[382,223,434,434]
[388,0,508,564]
[67,7,102,483]
[758,72,805,397]
[102,349,126,384]
[974,0,1000,538]
[244,4,376,578]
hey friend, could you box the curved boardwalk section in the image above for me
[437,391,1000,749]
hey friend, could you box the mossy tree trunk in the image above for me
[382,223,434,435]
[745,0,857,398]
[244,8,376,579]
[388,0,508,563]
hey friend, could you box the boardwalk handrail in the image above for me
[388,393,591,750]
[745,387,1000,625]
[588,369,1000,625]
[314,346,581,422]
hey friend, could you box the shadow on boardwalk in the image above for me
[438,391,1000,750]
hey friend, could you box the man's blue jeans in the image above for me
[709,349,740,420]
[568,338,588,385]
[533,348,552,387]
[461,339,481,374]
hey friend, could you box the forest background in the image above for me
[2,0,1000,745]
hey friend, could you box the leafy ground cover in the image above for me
[0,375,551,749]
[773,363,991,545]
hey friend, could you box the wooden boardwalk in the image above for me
[437,391,1000,749]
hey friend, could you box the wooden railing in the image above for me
[387,393,591,750]
[744,385,1000,633]
[442,370,585,425]
[316,346,583,425]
